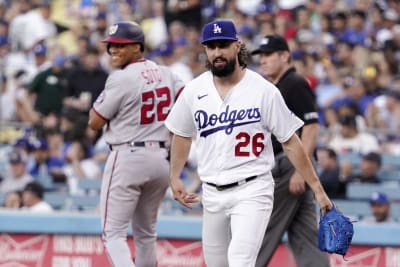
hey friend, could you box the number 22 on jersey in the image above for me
[140,87,171,124]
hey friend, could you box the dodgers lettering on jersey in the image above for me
[165,69,303,185]
[195,105,261,137]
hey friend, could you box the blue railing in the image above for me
[0,211,399,246]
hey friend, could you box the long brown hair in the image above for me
[238,42,250,69]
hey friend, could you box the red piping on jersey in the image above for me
[175,86,184,101]
[92,107,109,121]
[129,58,146,64]
[102,151,119,242]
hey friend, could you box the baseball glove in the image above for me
[318,205,354,256]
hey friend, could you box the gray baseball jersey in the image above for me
[93,59,184,145]
[94,59,184,267]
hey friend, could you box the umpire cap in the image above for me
[251,34,290,55]
[102,21,145,51]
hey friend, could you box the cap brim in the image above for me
[201,37,238,44]
[101,37,136,44]
[251,48,277,55]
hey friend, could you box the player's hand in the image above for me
[289,172,305,195]
[315,191,333,215]
[170,177,200,209]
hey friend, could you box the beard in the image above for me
[207,57,236,77]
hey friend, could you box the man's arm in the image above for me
[282,133,332,213]
[88,108,107,131]
[169,134,199,208]
[300,123,319,157]
[289,122,319,194]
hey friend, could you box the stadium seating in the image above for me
[333,199,400,220]
[43,192,69,210]
[70,195,99,211]
[77,178,102,194]
[346,182,400,201]
[0,192,5,206]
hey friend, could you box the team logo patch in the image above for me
[109,25,118,35]
[260,37,269,45]
[95,91,105,103]
[213,23,222,34]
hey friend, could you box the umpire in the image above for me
[252,35,331,267]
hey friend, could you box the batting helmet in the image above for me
[102,21,145,52]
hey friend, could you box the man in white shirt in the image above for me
[0,150,33,194]
[21,181,53,213]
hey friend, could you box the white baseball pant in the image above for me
[201,173,274,267]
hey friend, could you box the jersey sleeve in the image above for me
[165,88,196,137]
[287,77,319,125]
[92,71,125,120]
[264,88,304,143]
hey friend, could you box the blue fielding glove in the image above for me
[318,205,354,256]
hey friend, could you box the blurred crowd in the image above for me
[0,0,399,218]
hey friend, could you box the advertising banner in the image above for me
[0,234,399,267]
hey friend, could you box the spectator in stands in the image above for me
[363,192,396,223]
[345,152,382,184]
[59,107,88,144]
[63,46,108,113]
[0,73,17,122]
[63,140,101,195]
[21,181,53,213]
[331,75,376,117]
[28,53,69,120]
[331,11,348,41]
[341,9,368,47]
[316,146,346,199]
[14,69,40,124]
[329,114,380,154]
[32,43,51,73]
[8,0,48,52]
[163,0,202,31]
[29,138,65,184]
[3,190,23,209]
[366,89,400,137]
[153,41,193,83]
[0,150,33,194]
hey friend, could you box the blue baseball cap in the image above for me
[157,42,174,57]
[9,151,27,164]
[33,43,47,55]
[201,20,238,44]
[32,138,48,150]
[370,192,389,205]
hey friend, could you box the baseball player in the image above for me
[252,34,331,267]
[88,21,184,267]
[165,19,333,267]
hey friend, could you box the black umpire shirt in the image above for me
[272,67,319,156]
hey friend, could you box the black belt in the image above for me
[109,141,166,151]
[206,175,258,191]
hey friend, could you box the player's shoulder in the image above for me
[284,68,310,86]
[245,69,280,93]
[106,68,124,83]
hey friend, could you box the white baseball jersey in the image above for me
[93,59,184,145]
[165,69,304,185]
